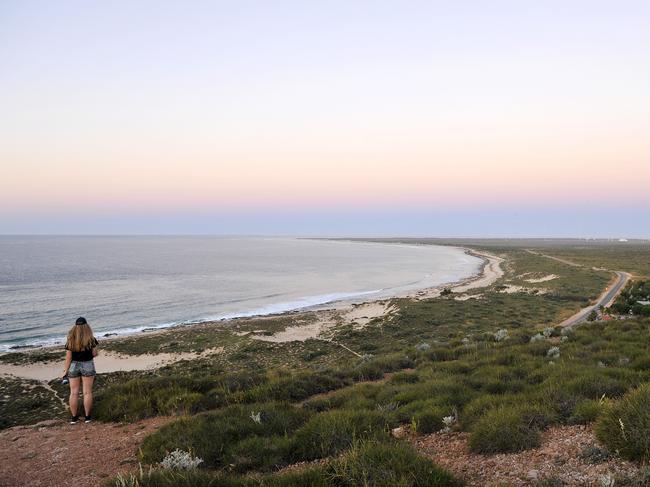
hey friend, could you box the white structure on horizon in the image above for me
[618,238,628,242]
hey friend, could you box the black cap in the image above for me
[75,317,87,326]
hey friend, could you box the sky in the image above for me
[1,1,649,237]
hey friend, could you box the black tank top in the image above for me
[65,338,98,362]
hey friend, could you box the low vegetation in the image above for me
[0,349,64,365]
[596,383,650,462]
[4,242,650,485]
[0,376,67,428]
[610,280,650,316]
[104,440,463,487]
[140,402,311,470]
[468,405,544,454]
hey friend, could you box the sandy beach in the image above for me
[0,249,503,382]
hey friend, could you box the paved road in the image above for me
[525,249,632,328]
[558,271,632,328]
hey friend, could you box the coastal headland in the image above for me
[1,239,650,487]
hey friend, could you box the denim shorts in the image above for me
[68,360,96,378]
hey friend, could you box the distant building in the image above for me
[618,238,628,242]
[638,301,650,306]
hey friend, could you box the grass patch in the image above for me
[0,377,67,428]
[329,440,464,486]
[596,382,650,462]
[94,376,226,422]
[291,409,391,461]
[0,349,64,365]
[140,402,311,470]
[469,405,544,454]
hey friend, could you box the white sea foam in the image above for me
[0,289,386,351]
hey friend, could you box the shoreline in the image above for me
[1,242,481,354]
[0,248,504,382]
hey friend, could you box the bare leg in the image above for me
[82,375,95,417]
[69,377,81,416]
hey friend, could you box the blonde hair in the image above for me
[66,323,95,352]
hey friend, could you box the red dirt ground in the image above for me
[0,417,172,487]
[414,424,641,486]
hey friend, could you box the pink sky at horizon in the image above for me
[1,1,649,233]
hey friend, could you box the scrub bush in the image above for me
[392,378,475,408]
[460,394,518,430]
[94,377,218,422]
[227,435,293,472]
[412,408,446,434]
[596,383,650,461]
[469,406,542,454]
[243,372,349,403]
[291,409,390,461]
[569,399,603,424]
[104,442,463,487]
[329,440,464,487]
[140,402,310,468]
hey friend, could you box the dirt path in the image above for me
[525,249,583,267]
[0,417,172,487]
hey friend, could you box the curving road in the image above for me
[558,270,631,328]
[524,249,632,328]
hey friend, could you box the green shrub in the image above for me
[534,365,640,422]
[632,356,650,371]
[468,365,526,394]
[243,372,349,403]
[259,468,330,487]
[460,394,518,430]
[537,388,582,422]
[101,468,248,487]
[569,400,603,424]
[140,402,310,468]
[596,383,650,461]
[104,443,463,486]
[329,440,463,486]
[412,408,446,434]
[291,409,390,461]
[389,371,420,384]
[392,378,474,408]
[469,406,542,454]
[350,354,415,381]
[227,435,294,472]
[563,369,637,399]
[94,377,219,421]
[103,463,329,487]
[393,399,450,433]
[302,382,385,413]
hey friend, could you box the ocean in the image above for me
[0,236,482,352]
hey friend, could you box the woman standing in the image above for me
[61,317,99,423]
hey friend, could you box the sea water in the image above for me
[0,236,482,351]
